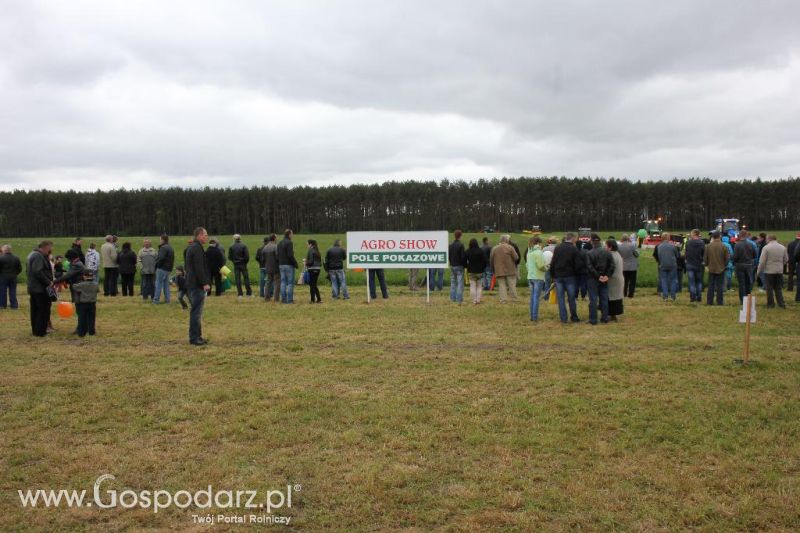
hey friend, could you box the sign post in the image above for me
[735,294,756,365]
[346,231,449,304]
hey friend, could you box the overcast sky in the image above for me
[1,0,798,191]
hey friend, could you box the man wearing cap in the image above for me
[585,233,615,323]
[228,234,252,298]
[732,230,756,304]
[704,231,730,305]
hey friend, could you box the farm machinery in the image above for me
[639,219,663,248]
[711,218,742,242]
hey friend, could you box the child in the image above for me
[171,266,188,310]
[73,269,100,337]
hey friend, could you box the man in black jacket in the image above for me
[549,233,582,323]
[70,238,85,265]
[205,240,226,296]
[153,234,175,304]
[185,227,211,345]
[255,236,269,298]
[683,229,706,303]
[277,229,298,304]
[26,241,54,336]
[786,232,800,293]
[228,234,252,298]
[732,230,756,304]
[0,244,23,309]
[480,237,493,290]
[585,234,615,325]
[448,230,467,304]
[324,239,349,300]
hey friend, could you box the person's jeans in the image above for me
[258,268,267,298]
[0,277,18,308]
[279,265,295,303]
[623,270,637,298]
[140,273,155,300]
[765,273,785,307]
[188,288,206,343]
[482,267,493,290]
[92,270,99,284]
[369,269,389,299]
[577,273,588,299]
[707,272,725,305]
[153,268,171,303]
[543,271,552,300]
[449,266,465,303]
[330,270,349,299]
[796,262,800,302]
[427,268,444,290]
[76,302,96,336]
[686,266,704,302]
[528,279,544,320]
[266,272,281,301]
[735,264,753,304]
[177,289,188,309]
[660,268,678,300]
[555,276,579,323]
[103,267,118,296]
[234,264,252,296]
[587,279,609,324]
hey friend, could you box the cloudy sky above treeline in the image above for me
[1,0,798,191]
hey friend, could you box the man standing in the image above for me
[585,233,615,323]
[489,235,519,304]
[205,239,226,296]
[324,239,349,300]
[549,233,582,323]
[255,236,269,298]
[71,238,86,265]
[228,234,252,298]
[138,239,158,301]
[618,234,639,298]
[26,241,54,336]
[153,234,174,304]
[704,231,730,306]
[655,233,680,302]
[0,245,23,309]
[683,229,706,303]
[757,235,788,308]
[480,237,493,290]
[277,229,298,304]
[261,235,280,301]
[100,235,119,297]
[786,232,800,293]
[732,230,756,304]
[449,230,467,304]
[185,227,211,345]
[526,236,546,321]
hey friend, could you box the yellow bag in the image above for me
[220,265,231,277]
[549,284,557,304]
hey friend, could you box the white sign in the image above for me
[346,231,449,269]
[739,295,756,324]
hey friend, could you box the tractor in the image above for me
[522,225,543,235]
[640,219,663,248]
[711,218,741,242]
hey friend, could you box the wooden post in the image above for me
[743,293,752,364]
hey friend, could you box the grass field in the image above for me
[1,280,799,530]
[2,230,798,290]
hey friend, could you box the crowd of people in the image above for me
[1,228,798,343]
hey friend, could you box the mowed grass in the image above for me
[1,282,799,531]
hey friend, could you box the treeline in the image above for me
[0,177,798,237]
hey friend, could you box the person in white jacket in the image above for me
[85,243,101,284]
[757,235,788,308]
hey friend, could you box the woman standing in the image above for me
[117,242,138,297]
[465,238,487,304]
[306,239,322,304]
[606,239,625,321]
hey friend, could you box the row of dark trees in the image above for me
[0,177,798,237]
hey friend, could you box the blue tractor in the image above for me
[711,218,741,242]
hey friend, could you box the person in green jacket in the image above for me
[526,236,547,321]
